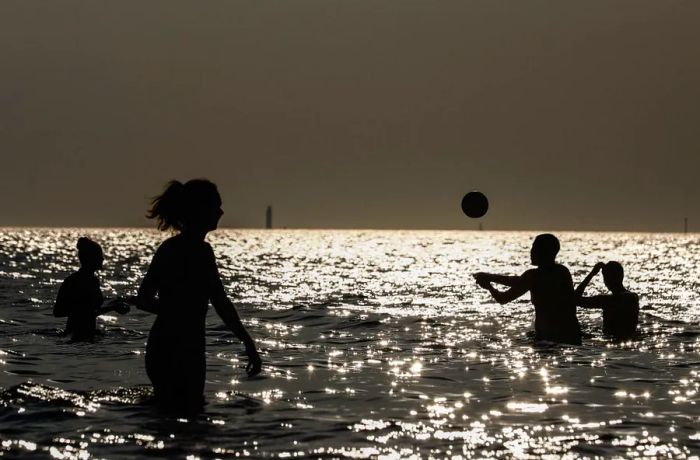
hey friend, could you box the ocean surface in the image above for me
[1,228,699,459]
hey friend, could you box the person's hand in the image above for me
[114,303,130,315]
[245,347,262,377]
[593,262,605,272]
[105,298,130,315]
[126,295,139,305]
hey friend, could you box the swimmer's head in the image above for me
[530,234,560,266]
[77,237,103,271]
[148,179,223,233]
[602,261,624,292]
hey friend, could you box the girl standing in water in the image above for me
[133,179,262,413]
[54,237,129,341]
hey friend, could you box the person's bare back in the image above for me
[576,261,639,339]
[522,263,581,344]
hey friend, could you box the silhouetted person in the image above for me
[575,261,639,339]
[53,237,129,342]
[474,234,582,345]
[132,179,262,414]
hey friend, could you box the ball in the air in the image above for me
[461,191,489,218]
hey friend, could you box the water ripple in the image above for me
[1,229,699,458]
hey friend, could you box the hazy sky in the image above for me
[1,1,698,231]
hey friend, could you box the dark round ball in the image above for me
[461,191,489,218]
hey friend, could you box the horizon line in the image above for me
[0,225,695,235]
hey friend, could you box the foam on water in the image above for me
[1,229,699,458]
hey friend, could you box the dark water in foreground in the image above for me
[1,229,699,459]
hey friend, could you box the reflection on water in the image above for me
[1,229,699,458]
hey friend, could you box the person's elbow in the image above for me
[211,292,233,314]
[493,294,511,305]
[133,295,158,314]
[214,302,239,323]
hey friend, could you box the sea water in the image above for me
[1,229,699,458]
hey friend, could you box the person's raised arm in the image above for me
[575,263,604,298]
[209,252,262,376]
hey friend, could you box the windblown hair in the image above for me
[77,237,102,266]
[147,179,220,231]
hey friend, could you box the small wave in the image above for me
[334,319,383,330]
[0,382,101,411]
[0,382,152,411]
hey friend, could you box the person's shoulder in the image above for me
[202,241,216,258]
[61,272,80,287]
[155,235,181,254]
[521,268,538,281]
[159,235,180,248]
[64,271,80,282]
[552,264,573,281]
[62,271,98,291]
[620,290,639,305]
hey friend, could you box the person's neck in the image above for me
[181,228,207,242]
[610,285,626,294]
[78,267,95,275]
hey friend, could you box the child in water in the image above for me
[53,237,129,341]
[575,261,639,339]
[133,179,262,414]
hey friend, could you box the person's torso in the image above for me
[151,237,216,346]
[64,271,102,338]
[602,292,639,338]
[528,265,581,342]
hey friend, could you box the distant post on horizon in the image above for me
[684,217,688,234]
[266,206,273,229]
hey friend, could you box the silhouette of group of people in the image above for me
[474,233,639,345]
[54,179,261,414]
[53,179,639,414]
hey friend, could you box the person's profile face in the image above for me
[530,244,542,266]
[83,250,103,271]
[602,270,622,292]
[210,205,223,231]
[603,276,614,292]
[203,195,223,232]
[530,236,558,266]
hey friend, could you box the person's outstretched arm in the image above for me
[474,273,522,288]
[579,295,613,309]
[474,272,530,305]
[575,263,604,299]
[209,254,262,376]
[95,297,130,317]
